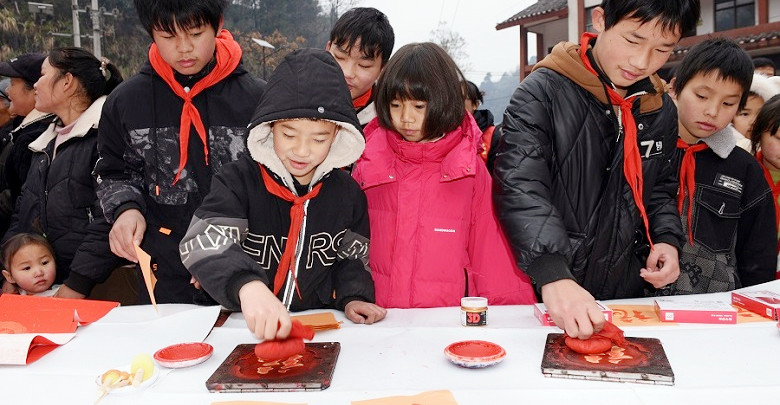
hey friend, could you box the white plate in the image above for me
[95,365,158,395]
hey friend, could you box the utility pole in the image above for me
[90,0,101,58]
[71,0,81,47]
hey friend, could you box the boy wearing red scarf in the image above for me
[180,49,385,339]
[670,38,776,294]
[84,0,264,303]
[326,7,394,128]
[493,0,699,338]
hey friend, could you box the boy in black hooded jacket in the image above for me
[180,49,385,340]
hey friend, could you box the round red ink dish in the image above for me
[444,340,506,369]
[154,342,213,368]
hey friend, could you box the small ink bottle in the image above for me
[461,297,488,326]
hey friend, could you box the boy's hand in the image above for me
[109,209,146,263]
[541,279,605,339]
[54,285,86,299]
[238,280,292,340]
[640,242,680,288]
[345,301,387,324]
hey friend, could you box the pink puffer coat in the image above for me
[352,114,536,308]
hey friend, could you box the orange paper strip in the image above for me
[291,312,341,331]
[351,390,458,405]
[608,305,675,326]
[134,244,158,312]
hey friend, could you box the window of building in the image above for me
[715,0,755,32]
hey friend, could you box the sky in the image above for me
[357,0,538,84]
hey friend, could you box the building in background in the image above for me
[498,0,780,80]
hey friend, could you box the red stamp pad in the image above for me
[444,340,506,368]
[154,342,213,368]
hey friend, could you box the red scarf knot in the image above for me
[578,32,654,249]
[148,29,243,185]
[259,165,323,299]
[676,138,709,244]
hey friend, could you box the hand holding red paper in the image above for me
[541,279,605,339]
[254,320,315,361]
[239,280,292,339]
[564,321,628,354]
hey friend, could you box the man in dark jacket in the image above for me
[73,0,264,303]
[493,0,699,338]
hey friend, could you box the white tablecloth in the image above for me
[3,282,780,405]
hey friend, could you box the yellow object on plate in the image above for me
[130,354,155,382]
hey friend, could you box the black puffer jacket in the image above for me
[493,39,684,300]
[4,98,120,284]
[4,111,56,206]
[180,48,372,311]
[94,59,264,303]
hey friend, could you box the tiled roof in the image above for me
[672,31,780,57]
[497,0,568,27]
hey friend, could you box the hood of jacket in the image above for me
[246,48,364,192]
[28,96,106,153]
[701,123,739,159]
[354,113,482,189]
[535,39,665,114]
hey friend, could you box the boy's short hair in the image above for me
[751,94,780,153]
[375,42,465,141]
[134,0,227,37]
[329,7,394,65]
[601,0,700,36]
[464,81,483,105]
[672,37,753,110]
[753,57,776,71]
[2,233,53,271]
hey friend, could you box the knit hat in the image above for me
[750,73,780,102]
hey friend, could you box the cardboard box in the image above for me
[534,302,613,326]
[731,290,780,320]
[653,299,737,324]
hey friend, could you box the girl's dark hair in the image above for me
[134,0,227,37]
[751,94,780,153]
[375,42,465,141]
[464,80,483,105]
[601,0,700,36]
[2,233,54,271]
[47,48,123,106]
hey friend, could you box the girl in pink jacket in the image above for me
[352,42,536,308]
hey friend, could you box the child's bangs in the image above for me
[152,10,212,34]
[386,70,430,102]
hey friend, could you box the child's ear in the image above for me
[2,269,14,284]
[325,41,332,52]
[217,17,224,33]
[668,77,678,100]
[590,7,606,34]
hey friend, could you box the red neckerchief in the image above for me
[149,29,242,184]
[676,138,709,245]
[353,87,372,109]
[579,32,653,248]
[259,165,323,298]
[756,151,780,238]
